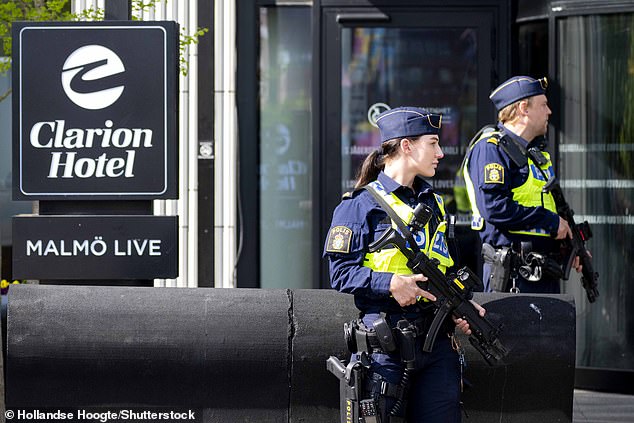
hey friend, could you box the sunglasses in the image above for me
[426,113,442,129]
[376,109,442,129]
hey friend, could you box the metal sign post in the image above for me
[105,0,132,21]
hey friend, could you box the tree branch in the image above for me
[0,87,12,103]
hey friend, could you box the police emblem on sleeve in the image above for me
[326,226,352,253]
[484,163,504,184]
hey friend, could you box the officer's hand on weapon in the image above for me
[573,253,587,273]
[453,301,486,336]
[389,273,436,307]
[555,216,573,240]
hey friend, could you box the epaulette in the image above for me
[343,186,368,199]
[498,134,528,167]
[478,129,528,167]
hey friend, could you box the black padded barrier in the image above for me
[4,285,575,422]
[459,293,576,423]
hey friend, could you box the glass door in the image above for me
[339,24,481,193]
[320,7,502,279]
[556,12,634,372]
[259,6,313,289]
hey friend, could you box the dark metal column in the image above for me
[197,0,214,287]
[105,0,132,20]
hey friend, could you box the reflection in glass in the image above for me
[0,64,32,279]
[558,14,634,370]
[341,27,478,212]
[517,21,548,79]
[259,7,312,288]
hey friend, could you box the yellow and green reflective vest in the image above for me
[363,180,454,275]
[463,131,557,237]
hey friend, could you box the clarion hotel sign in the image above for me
[11,21,179,280]
[13,21,178,199]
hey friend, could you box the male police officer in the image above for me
[463,76,578,293]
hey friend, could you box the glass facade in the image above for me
[557,13,634,370]
[258,7,313,288]
[517,21,548,79]
[340,27,479,207]
[0,64,31,279]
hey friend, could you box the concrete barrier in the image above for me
[4,285,575,422]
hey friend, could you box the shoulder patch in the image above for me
[486,137,499,145]
[484,163,505,184]
[326,226,353,253]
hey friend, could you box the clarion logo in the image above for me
[61,44,126,110]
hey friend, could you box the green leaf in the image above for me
[0,0,208,100]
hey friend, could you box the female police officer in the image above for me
[324,107,484,422]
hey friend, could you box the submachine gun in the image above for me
[369,202,508,365]
[543,177,599,303]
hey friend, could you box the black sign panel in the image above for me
[12,21,178,199]
[13,216,178,279]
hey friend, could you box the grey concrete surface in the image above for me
[573,389,634,423]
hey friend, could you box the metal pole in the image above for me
[105,0,131,21]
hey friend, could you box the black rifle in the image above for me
[368,202,507,365]
[543,178,599,303]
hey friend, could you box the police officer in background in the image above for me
[462,76,580,293]
[324,107,485,422]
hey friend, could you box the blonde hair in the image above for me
[498,97,532,124]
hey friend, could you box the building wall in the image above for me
[66,0,634,391]
[73,0,204,287]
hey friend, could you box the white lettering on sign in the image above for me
[30,120,153,149]
[114,239,162,256]
[26,238,162,257]
[48,150,135,178]
[28,119,154,180]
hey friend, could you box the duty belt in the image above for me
[344,319,391,355]
[482,242,563,292]
[366,372,406,399]
[344,314,441,355]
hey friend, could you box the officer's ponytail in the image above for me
[353,138,400,189]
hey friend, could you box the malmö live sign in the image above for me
[12,21,179,199]
[13,216,178,279]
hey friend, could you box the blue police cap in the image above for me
[375,107,442,143]
[489,76,548,111]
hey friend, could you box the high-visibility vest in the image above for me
[363,180,454,275]
[463,131,557,236]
